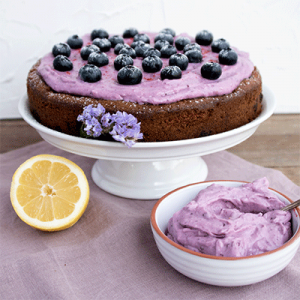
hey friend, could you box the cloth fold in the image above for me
[1,141,299,299]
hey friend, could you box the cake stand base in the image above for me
[91,156,208,199]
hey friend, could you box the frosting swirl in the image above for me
[38,32,254,105]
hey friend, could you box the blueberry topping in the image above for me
[201,62,222,80]
[183,43,201,53]
[123,28,139,38]
[53,55,73,71]
[92,38,111,52]
[117,65,142,85]
[160,28,176,37]
[160,45,177,58]
[185,49,203,63]
[80,44,100,60]
[91,29,109,40]
[88,52,109,67]
[135,42,151,57]
[154,40,170,50]
[131,40,146,49]
[114,54,134,71]
[143,47,161,58]
[79,64,102,82]
[169,53,189,71]
[175,36,191,51]
[67,35,83,49]
[218,48,238,65]
[114,43,130,55]
[119,46,136,58]
[160,66,182,80]
[211,38,230,53]
[109,35,124,48]
[195,30,213,46]
[133,33,150,44]
[154,32,174,45]
[142,55,163,73]
[52,43,71,57]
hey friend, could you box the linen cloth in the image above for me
[1,141,299,300]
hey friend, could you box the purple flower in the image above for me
[77,104,143,147]
[77,104,105,122]
[110,111,143,148]
[84,117,102,137]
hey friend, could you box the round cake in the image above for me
[27,28,262,143]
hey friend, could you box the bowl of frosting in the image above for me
[150,177,300,286]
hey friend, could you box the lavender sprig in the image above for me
[110,111,143,148]
[77,104,143,147]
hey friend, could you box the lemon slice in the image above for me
[10,154,89,231]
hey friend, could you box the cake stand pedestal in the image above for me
[91,157,208,199]
[19,85,275,200]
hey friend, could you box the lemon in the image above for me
[10,154,89,231]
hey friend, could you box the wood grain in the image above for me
[1,114,299,185]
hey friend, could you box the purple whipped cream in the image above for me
[37,32,254,105]
[166,178,292,257]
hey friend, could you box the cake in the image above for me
[27,28,262,143]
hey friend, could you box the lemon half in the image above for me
[10,154,89,231]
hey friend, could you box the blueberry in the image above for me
[211,38,230,53]
[142,55,163,73]
[123,28,139,38]
[143,47,161,58]
[114,43,130,55]
[53,55,73,71]
[88,52,109,67]
[119,46,136,58]
[92,38,111,52]
[114,54,134,71]
[154,32,174,45]
[117,65,142,85]
[135,43,151,57]
[175,36,191,51]
[80,44,100,60]
[160,66,182,80]
[67,35,83,49]
[109,35,124,48]
[91,29,109,40]
[160,28,176,37]
[154,40,170,50]
[169,53,189,71]
[201,62,222,80]
[52,43,71,57]
[185,49,203,63]
[195,30,213,46]
[79,64,102,82]
[218,48,238,65]
[131,40,146,49]
[133,33,150,44]
[183,43,201,53]
[160,45,177,58]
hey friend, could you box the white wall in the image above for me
[1,0,299,119]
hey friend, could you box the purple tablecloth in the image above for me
[1,141,299,299]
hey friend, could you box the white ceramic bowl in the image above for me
[150,180,300,286]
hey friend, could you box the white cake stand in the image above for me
[19,85,276,199]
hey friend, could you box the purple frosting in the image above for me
[167,178,292,257]
[38,32,254,105]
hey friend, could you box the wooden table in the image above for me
[1,114,299,185]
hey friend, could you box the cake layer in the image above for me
[27,62,262,142]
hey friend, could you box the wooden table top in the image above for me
[1,114,299,186]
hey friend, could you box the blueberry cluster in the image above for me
[195,30,238,80]
[51,28,239,84]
